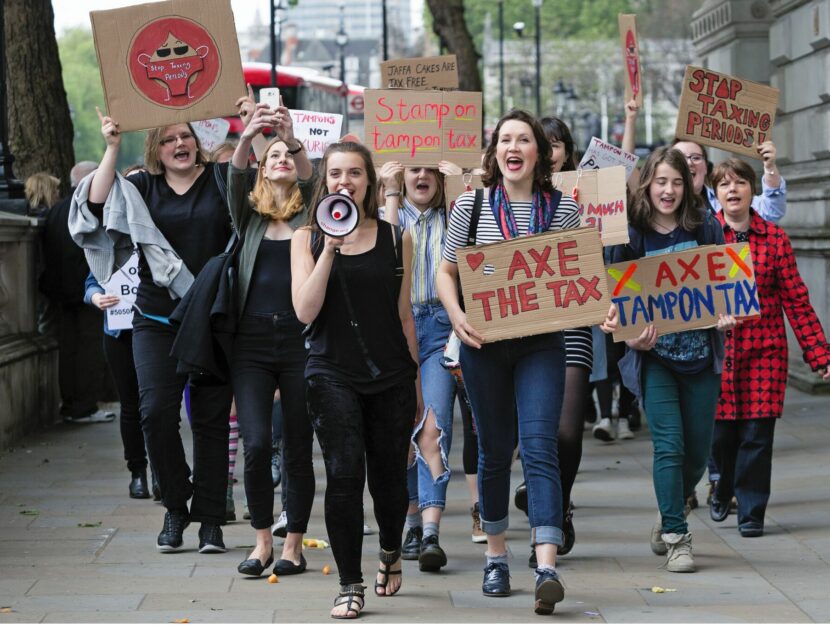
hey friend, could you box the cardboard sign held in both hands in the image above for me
[457,228,610,343]
[675,66,780,160]
[291,110,343,159]
[607,243,761,342]
[90,0,245,132]
[578,137,639,180]
[365,89,482,168]
[380,54,459,90]
[444,173,483,208]
[618,14,643,107]
[554,167,629,246]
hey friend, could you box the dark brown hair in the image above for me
[309,141,379,226]
[400,167,447,211]
[629,146,703,232]
[143,123,206,175]
[540,116,577,172]
[481,109,554,194]
[710,158,758,197]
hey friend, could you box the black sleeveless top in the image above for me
[244,238,293,315]
[305,221,416,394]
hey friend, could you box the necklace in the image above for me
[652,220,677,234]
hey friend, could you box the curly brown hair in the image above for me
[628,146,703,232]
[481,109,554,195]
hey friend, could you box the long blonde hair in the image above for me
[25,172,60,210]
[249,137,304,221]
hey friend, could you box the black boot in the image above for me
[129,471,150,499]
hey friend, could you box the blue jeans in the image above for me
[460,332,566,547]
[642,356,720,534]
[410,304,457,510]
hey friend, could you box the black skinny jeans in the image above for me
[103,331,146,474]
[132,317,231,525]
[231,312,314,531]
[307,374,416,587]
[58,303,106,418]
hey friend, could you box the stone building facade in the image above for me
[692,0,830,392]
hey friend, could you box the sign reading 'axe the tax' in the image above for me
[457,228,610,343]
[364,89,482,168]
[607,243,761,342]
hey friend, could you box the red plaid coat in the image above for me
[716,211,830,420]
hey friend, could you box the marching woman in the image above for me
[709,158,830,537]
[291,141,420,619]
[228,101,317,577]
[436,109,581,614]
[84,110,239,554]
[603,146,737,573]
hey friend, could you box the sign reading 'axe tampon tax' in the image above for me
[364,89,482,168]
[607,243,761,342]
[457,228,610,343]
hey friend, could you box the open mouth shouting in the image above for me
[173,147,191,162]
[505,156,524,172]
[657,195,677,210]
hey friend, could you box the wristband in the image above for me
[764,168,776,176]
[385,190,402,198]
[287,142,303,155]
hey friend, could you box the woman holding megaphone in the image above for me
[291,142,421,619]
[228,101,317,579]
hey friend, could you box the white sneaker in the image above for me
[64,409,115,424]
[272,510,288,537]
[617,418,634,440]
[663,532,695,573]
[363,521,375,535]
[593,417,616,442]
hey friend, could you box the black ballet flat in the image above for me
[273,553,307,575]
[237,551,274,577]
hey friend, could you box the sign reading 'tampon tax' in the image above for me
[457,228,610,343]
[607,243,761,342]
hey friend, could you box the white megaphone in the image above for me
[315,189,359,237]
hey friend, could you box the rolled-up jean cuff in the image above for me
[419,500,446,511]
[532,526,564,547]
[481,514,509,535]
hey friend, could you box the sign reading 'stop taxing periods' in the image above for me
[380,54,459,90]
[606,243,761,342]
[364,90,482,168]
[675,66,780,159]
[457,228,610,343]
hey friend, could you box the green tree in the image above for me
[57,27,144,169]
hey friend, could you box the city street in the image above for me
[1,387,829,622]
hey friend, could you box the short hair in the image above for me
[401,167,447,211]
[143,123,206,175]
[629,146,703,232]
[70,161,98,187]
[309,141,379,226]
[481,109,554,194]
[24,172,60,210]
[539,116,577,172]
[710,158,758,197]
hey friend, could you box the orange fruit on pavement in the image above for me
[268,574,279,584]
[322,565,331,575]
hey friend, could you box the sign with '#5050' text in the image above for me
[102,250,139,331]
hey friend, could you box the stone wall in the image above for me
[0,210,59,448]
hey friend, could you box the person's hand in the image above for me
[378,161,404,192]
[323,234,346,255]
[91,293,120,310]
[716,313,738,331]
[235,83,256,128]
[449,309,484,349]
[757,140,777,169]
[96,106,121,149]
[438,160,462,177]
[599,304,618,334]
[273,99,296,143]
[625,324,657,351]
[241,103,277,140]
[819,367,830,381]
[624,99,640,121]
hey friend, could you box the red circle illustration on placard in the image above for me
[128,16,221,108]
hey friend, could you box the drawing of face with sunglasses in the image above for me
[137,32,210,101]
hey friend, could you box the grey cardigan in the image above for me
[68,171,194,299]
[226,164,314,316]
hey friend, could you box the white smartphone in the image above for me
[259,88,281,110]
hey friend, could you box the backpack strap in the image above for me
[466,188,484,246]
[391,222,404,278]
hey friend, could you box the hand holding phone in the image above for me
[259,88,281,111]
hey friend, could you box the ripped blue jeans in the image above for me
[409,303,457,510]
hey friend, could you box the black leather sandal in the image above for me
[374,548,402,597]
[332,584,365,619]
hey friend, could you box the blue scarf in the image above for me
[489,183,556,240]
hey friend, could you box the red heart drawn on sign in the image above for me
[466,252,485,272]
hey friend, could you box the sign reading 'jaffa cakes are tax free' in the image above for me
[457,228,610,343]
[379,54,459,90]
[364,90,482,168]
[606,243,761,342]
[675,66,779,160]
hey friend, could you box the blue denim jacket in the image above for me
[84,271,121,338]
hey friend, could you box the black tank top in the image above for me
[305,221,416,393]
[244,238,293,314]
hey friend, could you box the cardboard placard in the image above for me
[91,0,245,132]
[380,54,459,90]
[554,167,629,246]
[578,137,639,180]
[444,173,483,208]
[364,89,482,168]
[192,117,230,153]
[618,14,643,107]
[457,228,610,343]
[291,110,343,159]
[102,251,139,331]
[675,66,779,159]
[607,243,761,342]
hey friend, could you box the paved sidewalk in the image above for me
[1,387,829,623]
